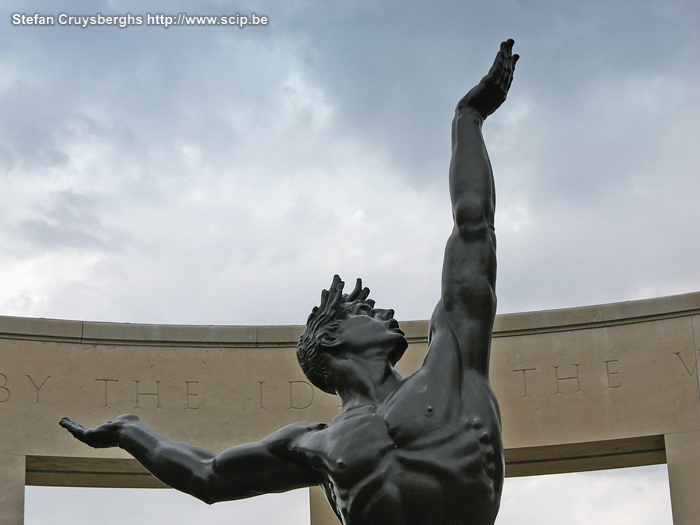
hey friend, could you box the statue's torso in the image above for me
[294,369,504,525]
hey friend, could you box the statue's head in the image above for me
[297,275,407,394]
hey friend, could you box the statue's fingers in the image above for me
[501,40,516,72]
[60,417,80,430]
[492,43,510,85]
[504,39,515,56]
[505,54,519,90]
[500,40,511,60]
[60,417,87,439]
[493,54,509,90]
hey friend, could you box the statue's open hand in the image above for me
[459,39,519,120]
[60,414,139,449]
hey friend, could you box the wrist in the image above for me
[111,414,141,448]
[455,105,485,125]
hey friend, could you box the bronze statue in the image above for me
[61,39,519,525]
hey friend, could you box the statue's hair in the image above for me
[297,275,373,394]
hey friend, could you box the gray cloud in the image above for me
[13,189,129,252]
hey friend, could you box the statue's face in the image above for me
[331,302,407,357]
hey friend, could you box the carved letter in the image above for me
[675,351,700,377]
[603,360,621,389]
[0,374,10,403]
[25,375,51,404]
[134,380,161,409]
[258,381,266,410]
[184,381,200,409]
[554,364,582,394]
[513,367,536,398]
[288,381,314,409]
[96,379,119,408]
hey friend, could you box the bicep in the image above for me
[428,302,494,377]
[431,225,497,376]
[205,424,319,503]
[441,223,496,320]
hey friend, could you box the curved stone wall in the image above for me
[1,291,699,523]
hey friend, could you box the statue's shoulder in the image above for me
[264,421,328,450]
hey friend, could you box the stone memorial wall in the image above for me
[1,292,699,524]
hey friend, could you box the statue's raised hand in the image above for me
[458,39,519,120]
[60,414,139,449]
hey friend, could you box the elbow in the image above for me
[456,220,489,241]
[197,493,218,506]
[193,492,216,506]
[170,459,222,505]
[453,200,493,239]
[189,476,222,505]
[454,210,492,241]
[193,464,231,505]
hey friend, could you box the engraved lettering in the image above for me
[25,374,51,404]
[184,381,200,409]
[134,380,162,409]
[554,364,582,394]
[288,381,314,409]
[96,379,119,408]
[0,373,10,403]
[513,367,537,398]
[674,351,700,377]
[603,360,620,389]
[258,381,266,410]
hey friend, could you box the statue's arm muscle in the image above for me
[427,41,517,378]
[205,422,322,503]
[61,415,320,504]
[429,108,497,377]
[131,421,320,504]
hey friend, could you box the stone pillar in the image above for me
[665,430,700,524]
[309,486,340,525]
[0,454,25,525]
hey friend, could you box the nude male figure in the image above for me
[61,40,518,525]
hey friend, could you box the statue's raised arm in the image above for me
[426,39,518,377]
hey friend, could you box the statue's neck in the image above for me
[332,357,403,411]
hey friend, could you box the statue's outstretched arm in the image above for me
[60,415,319,503]
[429,40,518,377]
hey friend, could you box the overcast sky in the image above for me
[4,0,698,523]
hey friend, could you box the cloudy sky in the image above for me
[3,0,698,523]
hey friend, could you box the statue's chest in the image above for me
[379,368,501,449]
[302,409,395,487]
